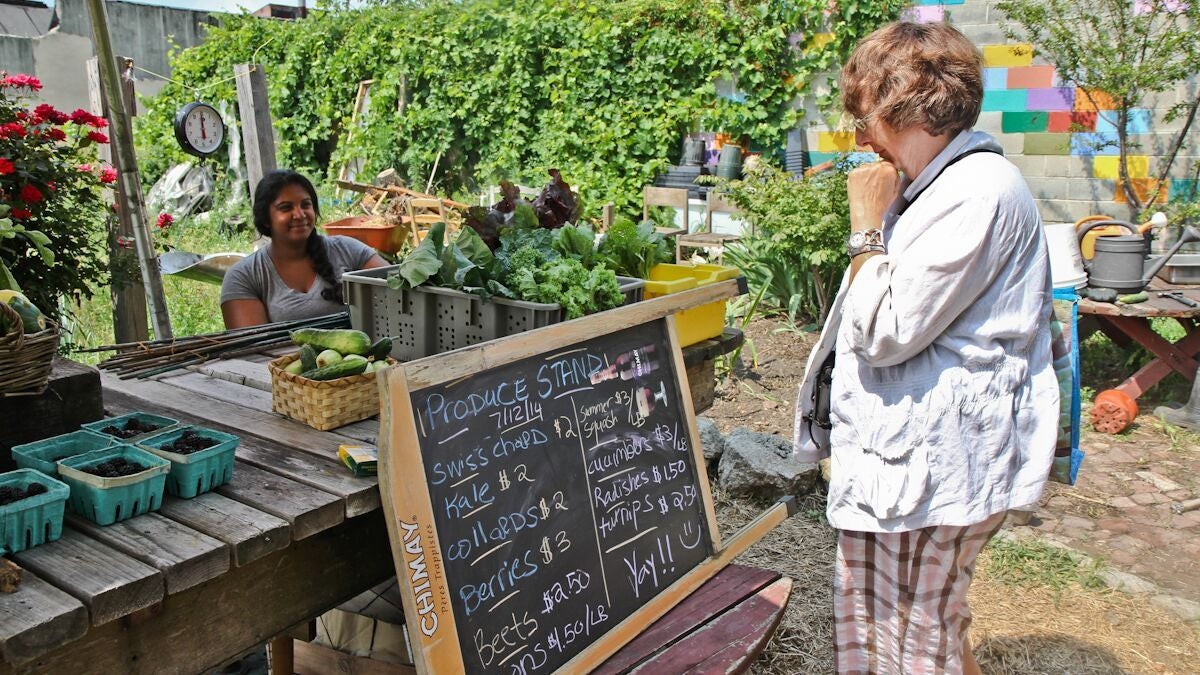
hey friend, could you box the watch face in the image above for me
[848,231,866,248]
[176,102,224,156]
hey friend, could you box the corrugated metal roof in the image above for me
[0,3,54,38]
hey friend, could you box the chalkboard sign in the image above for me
[379,315,721,674]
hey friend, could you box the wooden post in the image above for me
[87,56,148,344]
[234,63,277,200]
[85,0,173,340]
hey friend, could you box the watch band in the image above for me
[851,244,885,258]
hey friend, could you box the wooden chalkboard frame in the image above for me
[377,280,791,674]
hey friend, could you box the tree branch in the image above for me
[1150,92,1200,205]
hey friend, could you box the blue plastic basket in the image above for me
[138,426,239,499]
[81,412,180,443]
[11,429,116,476]
[0,469,70,553]
[56,445,169,526]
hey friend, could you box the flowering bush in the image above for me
[0,72,112,320]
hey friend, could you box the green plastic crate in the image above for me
[82,412,180,443]
[56,445,169,526]
[0,469,70,553]
[11,429,115,476]
[138,426,238,499]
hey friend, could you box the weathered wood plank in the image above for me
[0,512,394,675]
[594,564,779,675]
[293,639,416,675]
[215,462,344,540]
[189,358,272,391]
[100,372,362,456]
[102,379,381,516]
[65,513,229,595]
[158,493,291,567]
[166,371,382,446]
[12,529,162,626]
[0,569,88,666]
[664,577,793,675]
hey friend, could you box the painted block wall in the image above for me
[801,0,1200,224]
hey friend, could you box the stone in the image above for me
[717,427,820,500]
[1058,515,1096,532]
[1134,471,1183,492]
[1108,496,1138,509]
[1150,595,1200,622]
[1131,492,1168,506]
[696,417,725,464]
[1098,569,1158,594]
[1096,518,1131,535]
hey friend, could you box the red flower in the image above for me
[69,109,95,125]
[11,208,31,220]
[89,116,109,129]
[46,127,66,141]
[100,166,117,184]
[2,74,42,91]
[86,130,109,144]
[19,184,43,204]
[156,213,174,229]
[0,158,13,175]
[78,163,93,173]
[33,103,64,124]
[0,122,27,139]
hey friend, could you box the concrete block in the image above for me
[1067,178,1114,201]
[1003,111,1049,133]
[1036,198,1109,224]
[1043,155,1080,177]
[983,90,1028,113]
[1027,176,1069,200]
[1008,154,1046,177]
[1023,133,1072,155]
[945,2,991,24]
[963,25,1011,45]
[995,132,1025,155]
[975,111,1003,134]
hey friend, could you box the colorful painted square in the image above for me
[817,131,855,152]
[1095,109,1153,134]
[1023,133,1072,155]
[1002,112,1049,133]
[1070,132,1120,156]
[1007,66,1055,89]
[1026,88,1075,111]
[983,44,1033,68]
[984,68,1008,91]
[807,151,840,167]
[1075,88,1118,112]
[1047,111,1097,133]
[983,89,1028,112]
[902,4,945,21]
[1170,179,1198,201]
[1113,179,1168,205]
[1093,156,1149,180]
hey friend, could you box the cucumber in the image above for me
[290,328,372,355]
[316,349,343,368]
[298,344,319,372]
[366,337,394,361]
[300,359,369,381]
[1118,291,1148,304]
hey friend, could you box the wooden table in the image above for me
[1078,280,1200,400]
[1,338,785,674]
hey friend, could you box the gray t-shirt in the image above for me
[220,235,377,322]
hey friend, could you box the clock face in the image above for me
[175,102,224,157]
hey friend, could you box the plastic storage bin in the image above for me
[11,429,115,476]
[642,263,741,346]
[0,469,70,553]
[82,412,180,443]
[344,265,644,361]
[138,426,239,498]
[57,445,170,526]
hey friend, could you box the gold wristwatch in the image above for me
[847,228,884,258]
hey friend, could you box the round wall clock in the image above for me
[173,101,225,157]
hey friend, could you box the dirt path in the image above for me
[705,316,1200,673]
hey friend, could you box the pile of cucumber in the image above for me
[283,328,394,381]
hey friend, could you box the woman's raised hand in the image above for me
[848,161,900,232]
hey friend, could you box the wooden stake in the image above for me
[234,63,278,202]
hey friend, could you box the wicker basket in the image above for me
[0,302,60,396]
[268,353,394,431]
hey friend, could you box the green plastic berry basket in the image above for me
[56,445,170,526]
[81,411,180,443]
[11,429,116,476]
[137,425,239,499]
[0,469,70,553]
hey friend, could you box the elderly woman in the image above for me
[794,22,1059,674]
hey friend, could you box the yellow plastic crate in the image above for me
[643,263,740,346]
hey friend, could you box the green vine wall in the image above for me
[135,0,904,215]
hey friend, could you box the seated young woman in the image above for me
[220,170,389,329]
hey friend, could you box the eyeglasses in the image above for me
[839,112,873,132]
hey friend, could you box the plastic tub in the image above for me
[57,445,170,526]
[11,429,116,476]
[642,263,741,346]
[343,265,644,361]
[0,469,70,553]
[138,426,239,498]
[323,216,409,254]
[82,412,180,443]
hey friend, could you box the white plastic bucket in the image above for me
[1045,222,1087,289]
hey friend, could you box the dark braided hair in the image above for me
[253,170,343,303]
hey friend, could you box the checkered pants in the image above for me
[833,512,1005,674]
